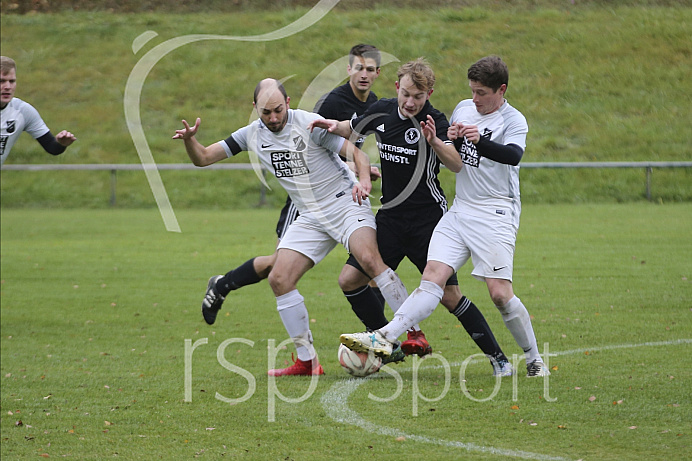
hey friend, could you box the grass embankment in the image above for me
[1,5,691,207]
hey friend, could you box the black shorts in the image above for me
[346,206,458,286]
[275,196,300,239]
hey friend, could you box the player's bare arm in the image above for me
[339,140,371,205]
[173,118,227,167]
[345,162,381,182]
[307,118,353,139]
[422,115,462,173]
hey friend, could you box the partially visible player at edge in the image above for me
[198,44,382,326]
[339,56,551,377]
[173,78,411,376]
[1,56,76,165]
[310,58,512,376]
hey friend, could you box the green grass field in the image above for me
[1,205,690,460]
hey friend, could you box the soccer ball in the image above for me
[337,343,382,377]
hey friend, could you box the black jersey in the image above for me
[314,83,378,149]
[351,98,449,212]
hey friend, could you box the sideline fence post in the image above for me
[110,169,117,207]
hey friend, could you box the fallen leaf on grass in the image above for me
[104,421,113,426]
[557,425,567,430]
[551,365,558,371]
[589,396,596,402]
[206,427,215,431]
[629,426,637,430]
[395,436,406,442]
[511,405,519,410]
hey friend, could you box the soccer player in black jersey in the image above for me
[309,58,513,376]
[199,45,383,324]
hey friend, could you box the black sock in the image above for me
[370,286,386,309]
[343,285,388,331]
[216,258,262,297]
[452,296,508,363]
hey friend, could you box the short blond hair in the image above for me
[1,56,17,74]
[397,57,435,91]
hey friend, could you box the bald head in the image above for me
[254,78,288,105]
[253,78,290,133]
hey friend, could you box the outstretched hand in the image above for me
[56,130,77,147]
[420,115,438,144]
[172,118,201,140]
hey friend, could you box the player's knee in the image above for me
[254,254,277,279]
[440,286,461,312]
[491,292,513,310]
[353,253,382,278]
[268,270,289,294]
[338,265,369,291]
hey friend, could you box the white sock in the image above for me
[373,268,408,312]
[276,289,316,362]
[497,296,541,363]
[380,281,443,342]
[373,269,424,331]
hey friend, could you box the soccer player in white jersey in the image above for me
[198,45,382,328]
[1,56,76,165]
[173,78,410,376]
[340,56,551,377]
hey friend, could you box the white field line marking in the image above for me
[321,338,691,461]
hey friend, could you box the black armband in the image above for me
[476,138,523,166]
[37,132,67,156]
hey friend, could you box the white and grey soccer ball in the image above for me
[337,343,382,377]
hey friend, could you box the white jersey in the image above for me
[450,99,528,226]
[1,97,50,165]
[218,109,353,216]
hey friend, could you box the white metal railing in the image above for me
[2,161,691,205]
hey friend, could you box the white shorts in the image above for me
[277,194,376,265]
[427,208,517,282]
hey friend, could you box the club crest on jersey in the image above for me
[405,127,420,144]
[293,135,306,152]
[5,120,16,134]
